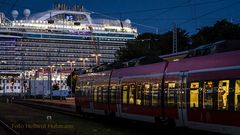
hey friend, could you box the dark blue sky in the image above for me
[1,0,240,35]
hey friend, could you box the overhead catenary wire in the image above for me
[158,0,240,33]
[101,0,225,15]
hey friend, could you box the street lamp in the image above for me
[91,54,101,66]
[48,65,55,100]
[79,58,89,68]
[56,63,64,101]
[40,67,45,99]
[67,60,75,97]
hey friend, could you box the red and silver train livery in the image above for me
[75,50,240,135]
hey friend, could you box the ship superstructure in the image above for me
[0,3,137,94]
[0,3,137,74]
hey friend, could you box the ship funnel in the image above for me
[11,10,18,20]
[23,9,31,20]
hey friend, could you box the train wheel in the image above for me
[76,106,82,113]
[167,118,176,127]
[155,117,176,128]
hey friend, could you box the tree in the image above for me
[52,83,59,90]
[66,71,78,94]
[116,28,190,64]
[191,19,240,48]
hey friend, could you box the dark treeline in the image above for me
[116,19,240,63]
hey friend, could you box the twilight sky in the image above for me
[1,0,240,34]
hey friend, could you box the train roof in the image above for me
[78,50,240,80]
[167,50,240,72]
[112,50,240,77]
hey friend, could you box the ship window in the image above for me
[235,80,240,111]
[190,82,199,108]
[218,80,229,110]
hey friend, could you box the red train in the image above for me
[75,50,240,135]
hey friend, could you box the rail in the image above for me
[0,119,20,135]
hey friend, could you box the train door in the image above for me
[235,80,240,111]
[178,71,188,126]
[116,79,123,117]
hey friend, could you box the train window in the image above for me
[116,85,121,104]
[129,83,136,104]
[190,82,199,108]
[235,80,240,111]
[93,86,97,102]
[122,84,128,104]
[143,84,151,106]
[110,85,117,104]
[203,81,214,109]
[102,86,108,103]
[152,83,159,106]
[97,86,102,103]
[167,82,177,107]
[218,80,229,110]
[136,83,142,105]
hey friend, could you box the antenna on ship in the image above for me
[11,10,18,21]
[48,12,54,24]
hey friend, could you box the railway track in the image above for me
[13,100,81,118]
[0,119,20,135]
[13,100,227,135]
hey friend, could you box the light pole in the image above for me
[67,60,75,97]
[40,67,45,99]
[57,63,64,101]
[48,65,55,100]
[79,58,89,68]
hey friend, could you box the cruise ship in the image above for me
[0,3,137,95]
[0,3,137,74]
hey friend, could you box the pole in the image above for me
[42,68,45,100]
[70,62,72,97]
[173,22,178,54]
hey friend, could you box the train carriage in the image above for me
[75,50,240,135]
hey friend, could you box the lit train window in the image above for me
[218,80,229,110]
[190,82,199,108]
[93,86,97,102]
[97,86,102,103]
[136,83,142,105]
[144,84,151,106]
[235,80,240,111]
[167,82,177,107]
[152,83,159,106]
[122,84,128,104]
[203,81,214,109]
[110,85,117,104]
[102,86,108,103]
[129,83,135,104]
